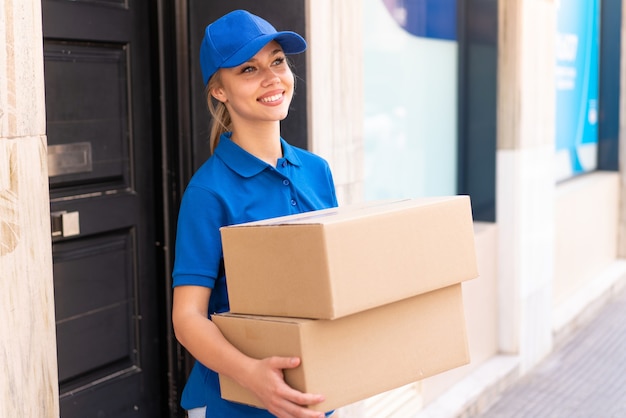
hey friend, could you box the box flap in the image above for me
[220,197,467,229]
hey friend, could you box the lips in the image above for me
[258,91,284,104]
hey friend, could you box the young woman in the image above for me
[171,10,338,418]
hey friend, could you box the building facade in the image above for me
[1,0,624,417]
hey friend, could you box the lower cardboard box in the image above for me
[212,283,470,412]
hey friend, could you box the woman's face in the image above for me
[211,41,295,126]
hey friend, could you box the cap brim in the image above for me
[221,31,307,69]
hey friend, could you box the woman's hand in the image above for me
[244,356,326,418]
[173,286,326,417]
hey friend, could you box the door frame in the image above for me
[152,1,194,416]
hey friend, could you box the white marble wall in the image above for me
[496,0,556,371]
[0,1,59,417]
[306,0,365,206]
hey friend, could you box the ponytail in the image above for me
[206,72,232,153]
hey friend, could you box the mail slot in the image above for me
[48,142,93,177]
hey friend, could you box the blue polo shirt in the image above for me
[173,133,338,417]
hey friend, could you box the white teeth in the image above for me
[260,94,282,103]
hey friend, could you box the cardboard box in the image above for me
[213,283,470,412]
[220,196,478,319]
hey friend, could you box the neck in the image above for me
[231,121,282,166]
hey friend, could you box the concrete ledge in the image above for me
[415,355,520,418]
[553,259,626,346]
[413,260,626,418]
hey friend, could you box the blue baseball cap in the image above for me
[199,10,307,85]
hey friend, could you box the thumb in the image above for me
[269,356,301,370]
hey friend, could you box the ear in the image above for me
[211,86,227,103]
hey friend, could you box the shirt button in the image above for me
[283,179,290,186]
[290,199,297,206]
[282,161,287,168]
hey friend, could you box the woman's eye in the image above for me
[241,66,256,73]
[272,57,286,66]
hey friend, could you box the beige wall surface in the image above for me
[0,0,59,417]
[554,172,620,307]
[421,223,499,404]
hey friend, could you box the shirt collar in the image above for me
[215,132,302,178]
[281,138,302,167]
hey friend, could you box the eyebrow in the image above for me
[244,48,284,64]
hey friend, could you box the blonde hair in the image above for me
[206,72,232,153]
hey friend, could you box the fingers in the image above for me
[276,380,326,408]
[264,386,326,418]
[267,356,326,405]
[271,396,326,418]
[253,356,327,418]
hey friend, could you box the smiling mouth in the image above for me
[259,93,283,103]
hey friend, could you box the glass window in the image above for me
[363,0,459,200]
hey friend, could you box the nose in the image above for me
[260,68,281,86]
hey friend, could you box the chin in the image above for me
[273,107,290,121]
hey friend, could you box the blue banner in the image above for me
[381,0,457,40]
[555,0,601,180]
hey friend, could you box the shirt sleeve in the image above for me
[172,185,226,288]
[324,160,339,207]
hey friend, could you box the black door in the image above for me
[43,1,162,416]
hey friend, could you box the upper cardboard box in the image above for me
[220,196,478,319]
